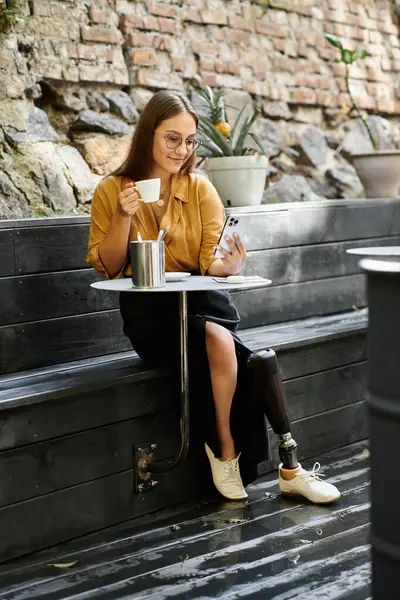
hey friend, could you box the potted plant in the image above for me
[193,85,269,207]
[325,34,400,198]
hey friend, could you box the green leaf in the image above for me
[324,33,343,49]
[231,103,249,142]
[171,524,181,531]
[47,560,78,569]
[248,132,267,155]
[359,49,368,60]
[342,49,354,64]
[233,109,260,156]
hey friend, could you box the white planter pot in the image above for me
[351,150,400,198]
[207,155,269,207]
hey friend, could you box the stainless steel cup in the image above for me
[130,241,166,288]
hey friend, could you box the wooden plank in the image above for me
[0,244,372,326]
[0,361,366,502]
[0,454,206,563]
[237,198,400,251]
[9,199,400,273]
[15,224,90,274]
[0,372,174,450]
[0,269,118,326]
[0,310,367,397]
[278,333,366,380]
[0,337,366,450]
[268,401,368,467]
[0,441,369,579]
[240,310,367,351]
[0,229,15,276]
[0,311,131,375]
[285,361,367,423]
[0,409,365,568]
[2,492,369,597]
[0,410,182,507]
[0,275,366,374]
[235,274,366,329]
[244,236,400,285]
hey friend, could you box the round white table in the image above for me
[347,246,400,257]
[91,275,272,490]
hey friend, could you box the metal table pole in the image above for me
[134,291,190,490]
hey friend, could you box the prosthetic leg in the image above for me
[247,348,299,469]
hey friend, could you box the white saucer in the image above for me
[165,272,191,283]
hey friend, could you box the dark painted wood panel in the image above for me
[1,234,375,327]
[0,457,205,563]
[0,311,131,375]
[4,440,367,568]
[0,441,370,596]
[0,338,366,451]
[0,234,376,326]
[240,199,400,251]
[245,236,400,285]
[0,310,366,403]
[235,273,366,329]
[278,333,366,380]
[0,274,365,374]
[269,400,368,467]
[0,410,181,507]
[0,229,15,276]
[285,361,367,423]
[15,224,89,274]
[8,199,400,274]
[0,269,118,326]
[0,402,367,563]
[0,332,366,451]
[0,373,175,451]
[0,361,366,504]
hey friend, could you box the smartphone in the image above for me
[214,214,251,259]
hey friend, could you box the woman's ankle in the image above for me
[219,438,236,460]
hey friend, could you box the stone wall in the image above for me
[0,0,399,218]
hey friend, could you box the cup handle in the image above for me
[133,186,142,199]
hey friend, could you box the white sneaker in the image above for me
[205,443,248,500]
[279,462,341,504]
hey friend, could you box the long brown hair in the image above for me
[111,90,199,180]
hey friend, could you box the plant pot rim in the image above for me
[351,149,400,159]
[207,154,268,168]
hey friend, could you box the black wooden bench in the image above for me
[1,197,399,562]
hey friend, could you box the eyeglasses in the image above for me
[153,130,202,152]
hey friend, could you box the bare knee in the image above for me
[205,321,236,365]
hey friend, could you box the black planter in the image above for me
[361,258,400,599]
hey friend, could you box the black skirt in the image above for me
[119,289,270,487]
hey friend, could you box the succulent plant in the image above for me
[193,85,267,158]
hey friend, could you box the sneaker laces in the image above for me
[223,453,241,480]
[299,462,325,483]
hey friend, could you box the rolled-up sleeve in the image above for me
[198,181,225,275]
[86,180,122,279]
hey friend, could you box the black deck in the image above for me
[0,440,371,600]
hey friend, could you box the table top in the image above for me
[346,246,400,257]
[91,275,272,293]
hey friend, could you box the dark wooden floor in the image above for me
[0,440,371,600]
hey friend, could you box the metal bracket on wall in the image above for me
[133,443,159,494]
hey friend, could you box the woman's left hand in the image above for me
[214,232,247,275]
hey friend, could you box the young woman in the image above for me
[87,90,340,504]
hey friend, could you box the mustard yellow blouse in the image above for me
[87,172,225,279]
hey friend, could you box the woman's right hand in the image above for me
[117,182,142,217]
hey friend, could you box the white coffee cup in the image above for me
[134,178,161,203]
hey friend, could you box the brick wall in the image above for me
[24,0,400,114]
[0,0,399,218]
